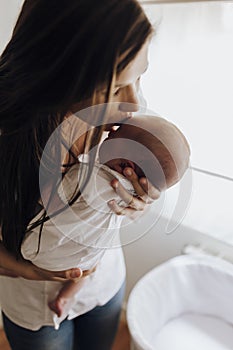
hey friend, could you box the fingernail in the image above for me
[71,269,81,278]
[140,178,147,185]
[124,169,132,176]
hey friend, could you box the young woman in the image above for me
[0,0,159,349]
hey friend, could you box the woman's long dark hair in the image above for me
[0,0,152,257]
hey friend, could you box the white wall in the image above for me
[0,0,23,54]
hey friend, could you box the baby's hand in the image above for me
[108,167,160,220]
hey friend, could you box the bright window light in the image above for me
[142,1,233,178]
[140,1,233,244]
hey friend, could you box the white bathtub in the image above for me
[127,254,233,350]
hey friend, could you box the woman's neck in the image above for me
[61,113,89,171]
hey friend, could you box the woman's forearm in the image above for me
[0,240,22,275]
[0,240,83,281]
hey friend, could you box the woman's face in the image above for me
[71,40,150,128]
[102,39,150,127]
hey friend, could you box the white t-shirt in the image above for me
[0,161,131,330]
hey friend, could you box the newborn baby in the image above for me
[99,115,190,191]
[48,115,190,318]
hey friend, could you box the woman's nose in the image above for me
[118,84,140,113]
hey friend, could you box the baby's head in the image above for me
[99,115,190,191]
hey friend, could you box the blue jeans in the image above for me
[2,282,125,350]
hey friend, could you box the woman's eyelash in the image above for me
[113,76,141,96]
[114,89,121,96]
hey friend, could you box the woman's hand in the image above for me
[108,167,160,219]
[0,259,83,282]
[0,241,83,282]
[18,260,84,282]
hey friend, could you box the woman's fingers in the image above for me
[108,199,127,215]
[38,266,96,282]
[110,179,145,211]
[36,266,84,282]
[122,167,161,202]
[139,177,161,200]
[61,267,83,280]
[20,262,84,282]
[109,168,161,219]
[122,168,147,199]
[108,200,145,220]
